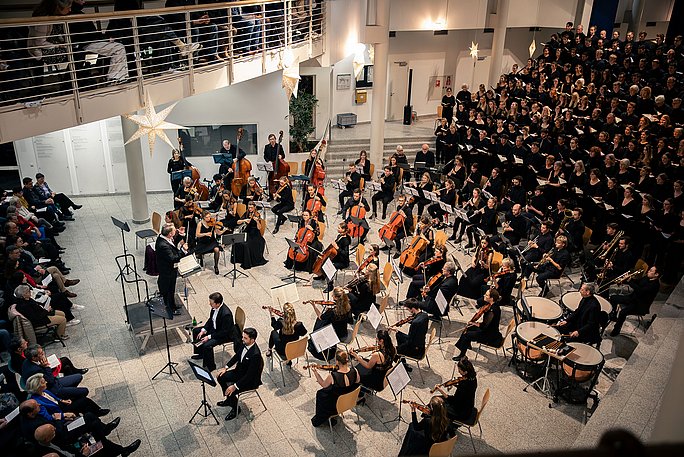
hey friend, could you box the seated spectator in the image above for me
[22,178,71,222]
[34,173,82,218]
[164,0,219,63]
[13,285,69,339]
[26,373,109,418]
[21,343,89,400]
[10,337,88,378]
[33,422,140,457]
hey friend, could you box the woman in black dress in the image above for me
[350,329,396,396]
[457,237,493,299]
[167,149,192,196]
[347,262,381,318]
[307,287,353,361]
[431,356,478,422]
[271,176,295,234]
[441,87,456,126]
[232,201,268,269]
[285,210,322,273]
[194,210,226,275]
[310,349,360,427]
[398,396,455,456]
[354,150,371,180]
[265,302,307,360]
[217,189,239,233]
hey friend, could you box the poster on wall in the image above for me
[336,74,351,90]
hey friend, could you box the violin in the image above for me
[261,305,284,317]
[401,400,431,416]
[231,128,252,197]
[389,314,416,328]
[418,254,443,270]
[430,376,467,393]
[399,234,429,271]
[378,205,407,242]
[273,181,290,201]
[288,225,314,263]
[459,301,494,334]
[421,273,443,297]
[356,254,376,275]
[347,202,367,239]
[206,217,224,231]
[303,363,337,371]
[354,345,379,353]
[303,299,336,307]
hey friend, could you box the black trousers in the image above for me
[53,193,76,212]
[192,327,223,370]
[372,192,393,217]
[396,331,423,359]
[338,189,353,209]
[272,202,294,228]
[157,273,179,312]
[217,369,240,409]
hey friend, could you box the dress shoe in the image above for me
[62,215,75,221]
[65,291,77,298]
[96,408,110,417]
[225,407,241,421]
[272,226,279,234]
[452,354,464,362]
[103,417,121,435]
[73,204,83,210]
[77,367,89,375]
[121,439,141,457]
[65,279,80,286]
[191,354,203,360]
[216,399,231,407]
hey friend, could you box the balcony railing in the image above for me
[0,0,325,111]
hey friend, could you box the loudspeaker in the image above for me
[403,105,413,125]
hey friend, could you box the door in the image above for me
[389,62,409,121]
[31,131,73,194]
[68,124,109,194]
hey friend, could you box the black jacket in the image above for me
[564,296,601,344]
[405,311,429,355]
[203,305,238,344]
[225,343,264,392]
[155,236,182,279]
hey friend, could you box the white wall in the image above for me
[507,0,580,29]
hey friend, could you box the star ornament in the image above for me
[469,41,479,60]
[123,93,187,156]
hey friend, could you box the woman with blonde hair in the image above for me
[310,349,360,427]
[308,287,353,360]
[398,395,455,456]
[347,262,381,318]
[265,302,307,359]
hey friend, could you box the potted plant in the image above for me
[289,92,318,153]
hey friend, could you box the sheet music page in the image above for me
[514,156,523,164]
[436,290,448,314]
[390,256,403,283]
[47,354,60,368]
[322,258,337,282]
[310,324,340,351]
[604,203,614,211]
[366,304,382,329]
[387,362,410,395]
[558,177,567,185]
[42,275,53,286]
[5,407,19,422]
[66,416,86,431]
[271,282,299,307]
[178,255,200,274]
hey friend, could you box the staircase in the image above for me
[324,135,436,179]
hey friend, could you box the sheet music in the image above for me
[47,354,60,368]
[310,324,340,352]
[514,156,523,165]
[67,416,86,431]
[35,207,48,213]
[322,258,337,282]
[604,203,614,211]
[497,154,508,162]
[42,275,53,286]
[390,256,403,283]
[387,362,410,395]
[177,255,201,277]
[5,407,19,422]
[366,304,382,329]
[271,282,299,307]
[38,258,50,264]
[436,290,448,314]
[537,178,548,186]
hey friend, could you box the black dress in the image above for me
[231,218,267,269]
[269,319,307,358]
[167,156,192,195]
[398,411,455,456]
[348,281,375,318]
[311,368,360,427]
[193,223,221,256]
[444,377,477,421]
[308,309,353,361]
[357,352,391,392]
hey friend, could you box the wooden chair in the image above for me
[135,211,162,249]
[634,258,648,274]
[490,251,504,273]
[452,388,490,453]
[273,336,310,387]
[328,386,362,443]
[287,161,299,174]
[429,435,458,457]
[355,243,365,268]
[434,230,448,248]
[340,315,364,351]
[377,295,391,326]
[300,161,307,176]
[473,318,516,366]
[359,177,365,193]
[222,306,246,361]
[318,222,326,241]
[380,262,394,297]
[479,176,488,188]
[404,328,436,384]
[582,227,593,247]
[369,163,375,177]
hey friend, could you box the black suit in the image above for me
[217,343,264,410]
[192,305,238,371]
[422,276,458,317]
[155,235,182,312]
[559,295,601,344]
[21,359,87,399]
[396,312,429,359]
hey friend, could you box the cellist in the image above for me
[400,215,435,275]
[313,222,351,281]
[285,209,321,273]
[303,185,326,223]
[343,188,371,243]
[379,194,414,255]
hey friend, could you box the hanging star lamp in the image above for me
[123,92,187,156]
[280,48,301,100]
[469,41,479,59]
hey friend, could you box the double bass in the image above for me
[308,142,326,192]
[270,130,290,196]
[231,128,252,197]
[288,225,315,263]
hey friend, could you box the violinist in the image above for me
[310,349,360,428]
[240,176,264,203]
[457,237,493,299]
[390,298,429,372]
[304,184,327,222]
[398,396,455,457]
[450,187,484,243]
[208,174,225,210]
[479,258,517,307]
[371,166,397,220]
[231,201,268,269]
[271,176,294,234]
[307,288,353,361]
[178,197,200,248]
[167,149,192,196]
[194,210,227,275]
[265,302,307,360]
[350,329,396,399]
[431,356,478,422]
[421,261,458,318]
[217,189,239,232]
[343,188,371,243]
[338,162,361,211]
[427,178,457,223]
[174,177,194,209]
[285,209,321,272]
[355,149,371,180]
[408,172,435,217]
[348,263,381,318]
[453,288,503,362]
[406,245,447,299]
[315,222,351,292]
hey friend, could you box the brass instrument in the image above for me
[520,235,540,254]
[595,230,624,260]
[596,247,618,283]
[598,268,643,293]
[537,248,556,266]
[558,209,573,231]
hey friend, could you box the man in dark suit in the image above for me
[609,266,660,336]
[216,327,264,420]
[555,282,601,344]
[155,224,187,316]
[371,166,397,219]
[392,299,429,372]
[21,344,88,400]
[421,262,458,317]
[191,292,238,371]
[338,162,361,211]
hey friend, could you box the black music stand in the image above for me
[188,362,219,425]
[382,236,396,262]
[150,297,183,383]
[286,214,302,228]
[222,232,248,287]
[282,238,310,284]
[111,217,137,280]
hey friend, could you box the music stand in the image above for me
[286,214,302,229]
[349,215,363,247]
[188,362,219,425]
[212,153,232,166]
[150,297,183,383]
[383,362,411,425]
[222,232,248,287]
[171,169,192,182]
[381,236,395,262]
[282,238,310,284]
[111,217,137,280]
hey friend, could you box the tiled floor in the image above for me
[43,189,674,456]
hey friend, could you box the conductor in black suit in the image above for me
[391,299,429,372]
[191,292,238,371]
[554,282,601,344]
[217,327,264,420]
[155,224,187,316]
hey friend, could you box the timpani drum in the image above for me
[560,291,612,314]
[562,342,604,383]
[515,321,560,361]
[521,296,563,324]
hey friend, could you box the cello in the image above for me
[346,202,367,239]
[288,225,314,264]
[312,242,338,276]
[399,233,429,271]
[378,205,407,242]
[308,142,327,193]
[231,128,252,197]
[270,130,290,196]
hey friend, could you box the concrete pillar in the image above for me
[488,0,511,88]
[120,115,150,224]
[629,0,646,33]
[369,0,390,169]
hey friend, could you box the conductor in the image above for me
[155,224,187,316]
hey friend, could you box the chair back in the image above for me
[434,230,447,248]
[381,262,394,289]
[634,258,648,274]
[318,222,326,241]
[423,327,437,358]
[369,163,375,177]
[258,215,267,236]
[335,386,361,416]
[359,177,365,193]
[500,319,516,348]
[490,251,504,273]
[235,306,246,333]
[348,315,364,344]
[479,176,488,188]
[288,161,299,174]
[355,244,366,268]
[284,336,309,362]
[437,105,443,118]
[582,227,593,247]
[378,295,389,314]
[429,435,458,457]
[151,211,163,234]
[475,388,491,424]
[300,161,307,175]
[236,203,247,218]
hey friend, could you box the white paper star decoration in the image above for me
[123,92,187,156]
[469,41,479,60]
[529,39,537,58]
[280,48,300,100]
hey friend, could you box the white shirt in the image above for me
[241,343,254,362]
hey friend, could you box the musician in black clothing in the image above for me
[391,299,429,372]
[609,266,660,336]
[303,184,327,223]
[414,144,435,179]
[482,168,503,199]
[502,204,527,246]
[406,246,447,299]
[461,162,483,198]
[427,179,457,222]
[441,87,456,126]
[478,258,517,307]
[263,133,285,198]
[271,176,294,234]
[453,289,503,361]
[217,139,245,189]
[313,223,351,283]
[421,261,458,317]
[304,149,325,177]
[432,356,477,422]
[601,237,637,284]
[522,221,555,263]
[554,282,601,344]
[522,186,548,223]
[371,166,397,219]
[155,224,187,316]
[523,235,571,296]
[434,118,449,164]
[380,195,414,251]
[167,149,192,196]
[559,208,586,253]
[500,175,526,212]
[174,177,193,209]
[338,162,362,211]
[342,189,371,222]
[465,196,499,248]
[191,292,238,371]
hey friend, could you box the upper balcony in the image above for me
[0,0,326,143]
